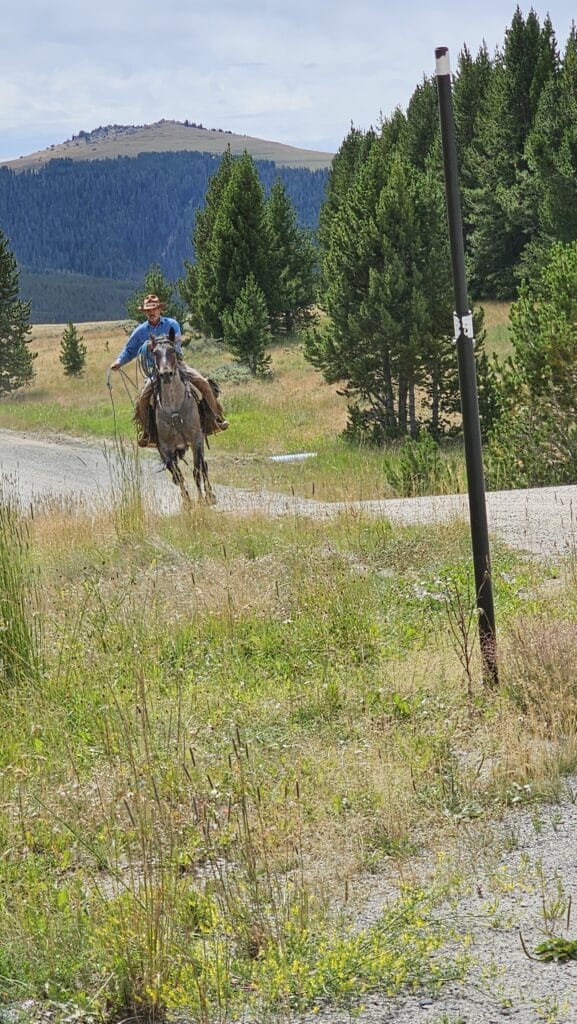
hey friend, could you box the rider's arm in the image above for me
[110,323,147,369]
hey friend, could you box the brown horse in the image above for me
[150,331,216,505]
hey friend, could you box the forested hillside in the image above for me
[0,150,328,319]
[19,270,138,324]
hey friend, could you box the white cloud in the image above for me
[1,0,576,160]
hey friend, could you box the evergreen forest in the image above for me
[319,8,577,308]
[0,151,328,322]
[19,270,138,324]
[309,7,577,452]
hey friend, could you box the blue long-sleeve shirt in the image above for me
[115,317,182,366]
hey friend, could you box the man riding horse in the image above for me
[109,294,229,445]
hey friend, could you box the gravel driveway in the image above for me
[2,427,577,1023]
[1,427,577,558]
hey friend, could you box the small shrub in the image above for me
[383,434,458,497]
[485,397,577,489]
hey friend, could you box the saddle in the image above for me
[181,372,223,437]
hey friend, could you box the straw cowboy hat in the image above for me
[138,293,165,312]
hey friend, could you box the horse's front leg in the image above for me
[159,443,191,503]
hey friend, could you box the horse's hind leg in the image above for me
[193,441,216,505]
[202,458,216,505]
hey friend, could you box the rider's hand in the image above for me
[109,360,121,371]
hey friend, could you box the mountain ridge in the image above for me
[1,119,334,172]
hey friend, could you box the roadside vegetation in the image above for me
[2,451,577,1022]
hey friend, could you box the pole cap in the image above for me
[435,46,450,76]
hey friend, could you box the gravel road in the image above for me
[3,427,577,1023]
[1,427,577,558]
[296,784,577,1024]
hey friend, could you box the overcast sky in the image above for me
[1,1,575,162]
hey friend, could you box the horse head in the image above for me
[150,327,178,383]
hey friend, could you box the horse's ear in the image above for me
[148,333,156,349]
[168,327,175,343]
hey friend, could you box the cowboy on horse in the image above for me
[108,294,229,446]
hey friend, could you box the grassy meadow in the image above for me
[0,300,511,502]
[5,121,333,173]
[5,301,576,1023]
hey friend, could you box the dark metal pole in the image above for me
[435,45,498,685]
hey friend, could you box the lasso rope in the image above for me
[105,365,139,440]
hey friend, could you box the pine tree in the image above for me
[222,274,271,375]
[180,147,234,324]
[413,165,459,437]
[192,147,234,257]
[317,125,377,254]
[197,152,269,338]
[467,8,559,297]
[182,148,316,340]
[310,136,389,395]
[264,180,316,335]
[508,240,577,410]
[59,322,87,376]
[453,42,493,240]
[0,229,35,395]
[309,136,455,442]
[403,76,439,171]
[524,26,577,252]
[485,240,577,487]
[453,43,493,162]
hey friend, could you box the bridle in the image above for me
[153,340,191,431]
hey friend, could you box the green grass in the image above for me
[485,322,512,361]
[2,396,130,437]
[481,299,512,360]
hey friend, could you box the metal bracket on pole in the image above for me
[453,311,475,344]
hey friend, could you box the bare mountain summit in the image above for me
[2,119,334,172]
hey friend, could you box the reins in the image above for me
[156,374,196,442]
